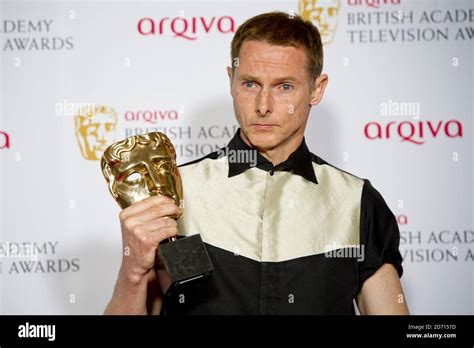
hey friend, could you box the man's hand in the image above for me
[119,195,181,282]
[104,195,181,315]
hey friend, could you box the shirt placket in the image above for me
[258,170,279,315]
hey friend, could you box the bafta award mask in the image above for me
[101,132,213,295]
[100,132,183,211]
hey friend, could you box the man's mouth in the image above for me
[252,124,276,130]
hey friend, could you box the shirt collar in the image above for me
[225,129,318,184]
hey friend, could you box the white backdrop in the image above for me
[0,0,472,314]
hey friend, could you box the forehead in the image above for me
[112,143,170,173]
[236,40,308,77]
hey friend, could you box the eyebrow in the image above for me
[115,162,141,175]
[238,74,298,84]
[115,155,169,173]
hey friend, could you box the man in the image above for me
[104,12,408,315]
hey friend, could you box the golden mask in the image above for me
[101,132,183,212]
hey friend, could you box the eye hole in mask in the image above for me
[125,172,141,183]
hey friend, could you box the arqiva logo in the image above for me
[364,119,463,144]
[0,130,10,149]
[137,15,235,40]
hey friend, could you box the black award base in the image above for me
[157,234,213,294]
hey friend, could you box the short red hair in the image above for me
[231,11,324,80]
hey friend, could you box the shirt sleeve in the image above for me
[358,179,403,291]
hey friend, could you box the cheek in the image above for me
[114,179,153,206]
[232,91,254,119]
[115,181,133,195]
[115,179,145,194]
[233,90,254,106]
[275,94,309,120]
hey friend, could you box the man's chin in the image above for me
[245,132,279,151]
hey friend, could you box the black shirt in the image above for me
[161,129,403,315]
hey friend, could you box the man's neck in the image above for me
[239,130,304,166]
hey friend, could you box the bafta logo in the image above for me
[75,105,118,161]
[299,0,341,45]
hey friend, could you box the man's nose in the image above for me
[256,88,273,116]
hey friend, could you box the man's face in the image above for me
[227,40,327,155]
[109,142,183,210]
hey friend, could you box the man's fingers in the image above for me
[119,195,175,220]
[147,226,179,245]
[134,203,182,223]
[142,217,178,232]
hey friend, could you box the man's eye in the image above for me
[280,83,293,91]
[243,81,256,89]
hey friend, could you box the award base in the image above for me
[157,234,213,293]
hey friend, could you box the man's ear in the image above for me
[226,66,234,96]
[309,73,329,106]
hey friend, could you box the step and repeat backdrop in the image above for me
[0,0,472,314]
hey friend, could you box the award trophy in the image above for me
[101,132,213,294]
